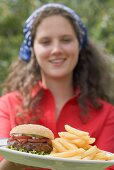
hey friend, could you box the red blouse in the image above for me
[0,88,114,170]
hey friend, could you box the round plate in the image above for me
[0,146,114,170]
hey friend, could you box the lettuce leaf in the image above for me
[7,146,50,155]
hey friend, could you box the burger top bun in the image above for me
[10,124,54,140]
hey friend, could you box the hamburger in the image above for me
[7,124,54,155]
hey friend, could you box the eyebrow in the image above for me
[38,34,74,39]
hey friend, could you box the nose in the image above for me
[51,41,63,55]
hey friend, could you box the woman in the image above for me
[0,3,114,170]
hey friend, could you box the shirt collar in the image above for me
[32,81,80,99]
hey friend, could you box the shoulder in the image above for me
[100,99,114,110]
[0,91,22,105]
[99,99,114,119]
[90,99,114,118]
[0,91,22,118]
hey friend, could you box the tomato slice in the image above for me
[12,135,32,140]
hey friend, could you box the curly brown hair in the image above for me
[2,7,111,122]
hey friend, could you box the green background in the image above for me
[0,0,114,103]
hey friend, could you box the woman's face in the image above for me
[33,15,80,80]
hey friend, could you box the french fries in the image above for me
[50,125,114,161]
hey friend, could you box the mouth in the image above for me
[49,58,66,65]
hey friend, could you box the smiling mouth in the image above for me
[49,58,66,65]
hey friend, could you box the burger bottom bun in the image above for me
[10,124,54,140]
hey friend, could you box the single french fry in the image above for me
[69,138,86,147]
[81,146,98,158]
[59,131,93,146]
[69,155,82,159]
[51,149,85,158]
[52,139,67,152]
[83,144,92,150]
[50,150,79,158]
[88,138,96,144]
[93,152,108,160]
[56,138,78,150]
[107,154,114,160]
[92,149,114,160]
[65,125,89,137]
[82,156,93,160]
[81,135,90,141]
[58,132,79,140]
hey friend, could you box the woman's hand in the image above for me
[0,159,25,170]
[0,159,40,170]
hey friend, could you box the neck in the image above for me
[42,75,74,104]
[41,75,75,119]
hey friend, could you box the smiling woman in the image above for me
[0,2,114,170]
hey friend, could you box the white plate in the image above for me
[0,146,114,170]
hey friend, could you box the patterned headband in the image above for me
[19,3,88,62]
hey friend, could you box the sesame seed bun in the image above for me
[10,124,54,140]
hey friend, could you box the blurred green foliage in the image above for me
[0,0,114,102]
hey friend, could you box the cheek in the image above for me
[33,45,49,61]
[67,45,79,59]
[68,46,80,68]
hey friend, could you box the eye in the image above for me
[39,38,51,46]
[41,40,50,45]
[63,39,71,42]
[61,37,72,43]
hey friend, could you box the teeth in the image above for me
[50,59,65,63]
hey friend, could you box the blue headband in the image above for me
[19,3,87,62]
